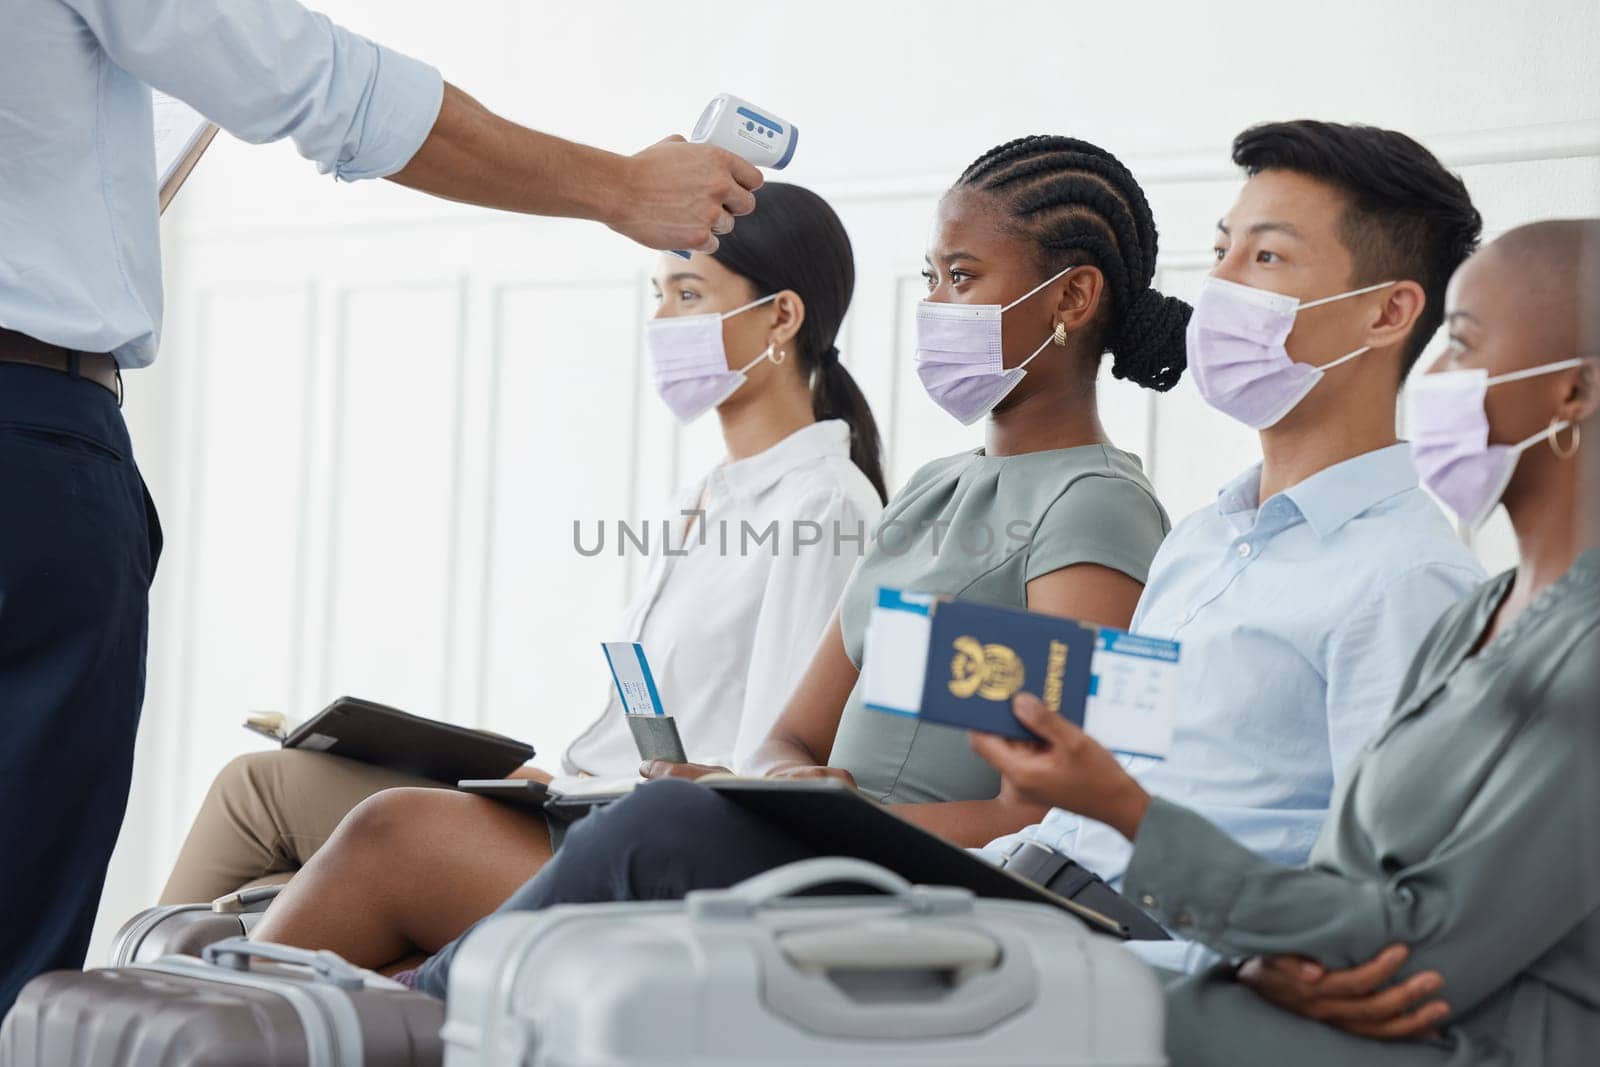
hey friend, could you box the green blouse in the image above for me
[828,443,1170,804]
[1125,549,1600,1066]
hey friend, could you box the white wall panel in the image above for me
[318,283,465,715]
[476,281,641,756]
[170,286,317,824]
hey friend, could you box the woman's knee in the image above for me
[331,787,455,859]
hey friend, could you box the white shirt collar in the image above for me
[712,420,852,500]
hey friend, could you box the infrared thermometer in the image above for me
[691,93,798,171]
[671,94,797,257]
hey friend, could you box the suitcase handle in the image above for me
[210,885,285,914]
[690,858,971,920]
[778,920,1001,978]
[202,937,367,991]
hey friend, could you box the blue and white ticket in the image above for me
[601,641,667,717]
[1083,629,1179,760]
[860,589,936,718]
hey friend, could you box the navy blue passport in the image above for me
[918,599,1095,740]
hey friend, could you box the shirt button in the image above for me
[1174,910,1195,928]
[1139,894,1158,909]
[1236,542,1252,558]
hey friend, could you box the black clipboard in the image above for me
[281,697,534,784]
[701,778,1138,939]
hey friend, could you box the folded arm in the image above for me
[1124,631,1600,1020]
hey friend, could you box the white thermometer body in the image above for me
[690,93,798,169]
[670,94,797,258]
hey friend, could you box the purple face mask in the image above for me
[1186,276,1395,429]
[1406,358,1585,528]
[913,265,1075,426]
[646,294,778,424]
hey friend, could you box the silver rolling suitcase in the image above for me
[109,884,284,965]
[442,858,1165,1067]
[0,939,444,1067]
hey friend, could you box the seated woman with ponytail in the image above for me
[246,135,1192,975]
[158,181,888,904]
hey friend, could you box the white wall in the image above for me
[99,0,1600,957]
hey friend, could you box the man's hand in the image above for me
[968,692,1150,840]
[1238,945,1449,1040]
[605,137,763,253]
[639,760,730,782]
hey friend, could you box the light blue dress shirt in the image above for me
[1,0,445,368]
[981,443,1486,971]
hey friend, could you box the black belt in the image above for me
[1000,842,1171,940]
[0,327,123,405]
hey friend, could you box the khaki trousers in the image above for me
[159,750,446,905]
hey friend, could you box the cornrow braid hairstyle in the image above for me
[957,135,1189,391]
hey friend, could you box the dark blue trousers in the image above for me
[0,364,161,1015]
[413,778,821,998]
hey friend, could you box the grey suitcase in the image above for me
[110,885,284,965]
[442,858,1165,1067]
[0,939,445,1067]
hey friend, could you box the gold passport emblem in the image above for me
[948,636,1025,701]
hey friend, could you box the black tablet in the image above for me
[457,779,550,809]
[282,697,534,784]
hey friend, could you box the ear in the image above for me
[766,290,806,351]
[1560,355,1600,424]
[1362,280,1427,352]
[1053,267,1106,336]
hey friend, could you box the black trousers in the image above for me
[0,364,161,1015]
[414,778,821,998]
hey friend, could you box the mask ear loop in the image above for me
[719,292,780,321]
[726,294,785,375]
[1485,357,1588,387]
[1003,266,1080,372]
[1295,282,1398,371]
[1296,280,1396,311]
[1016,332,1056,371]
[734,343,778,375]
[1001,265,1079,313]
[1315,345,1372,372]
[1484,359,1590,460]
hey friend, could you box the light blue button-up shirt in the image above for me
[1,0,444,368]
[982,443,1486,971]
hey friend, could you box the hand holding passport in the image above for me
[861,589,1178,759]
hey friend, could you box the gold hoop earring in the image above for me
[1550,420,1580,459]
[768,344,786,365]
[1052,321,1068,347]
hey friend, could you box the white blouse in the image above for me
[563,420,884,776]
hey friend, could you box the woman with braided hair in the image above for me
[942,134,1189,396]
[248,135,1192,984]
